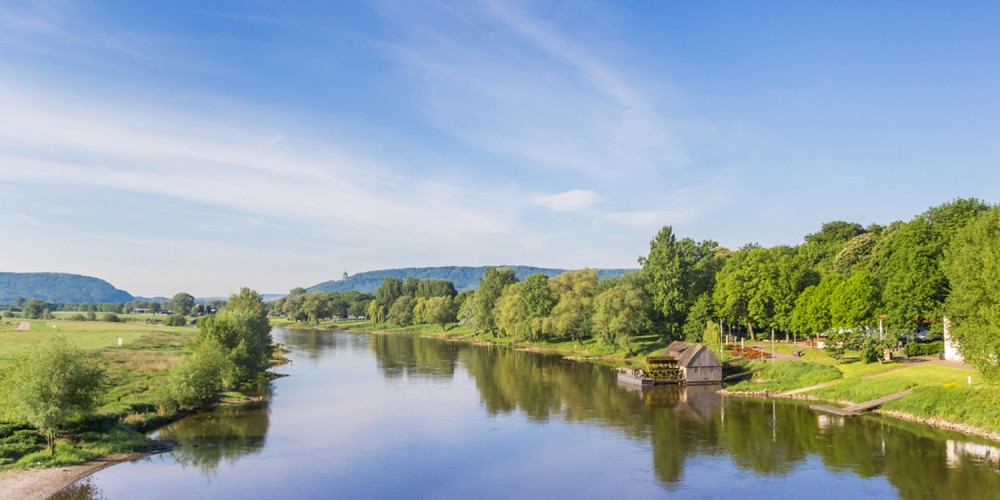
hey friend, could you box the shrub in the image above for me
[168,339,225,409]
[164,314,187,327]
[906,341,944,357]
[101,313,121,323]
[68,314,88,321]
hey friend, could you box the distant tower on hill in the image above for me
[343,271,349,281]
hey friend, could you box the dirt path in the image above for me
[0,454,137,500]
[0,442,175,500]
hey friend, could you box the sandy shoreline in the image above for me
[0,442,176,500]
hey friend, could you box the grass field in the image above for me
[0,318,195,364]
[0,319,197,469]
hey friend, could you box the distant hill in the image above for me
[307,266,633,294]
[0,272,134,304]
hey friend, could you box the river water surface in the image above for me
[56,329,1000,499]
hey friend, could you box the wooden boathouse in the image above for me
[618,341,723,386]
[665,341,723,385]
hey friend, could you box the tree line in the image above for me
[354,198,999,378]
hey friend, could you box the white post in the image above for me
[117,337,122,346]
[969,376,973,386]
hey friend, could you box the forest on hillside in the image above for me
[0,272,134,304]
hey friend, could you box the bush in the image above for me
[164,314,187,327]
[906,341,944,357]
[168,339,225,409]
[101,313,121,323]
[68,314,88,321]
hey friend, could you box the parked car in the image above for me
[915,330,943,343]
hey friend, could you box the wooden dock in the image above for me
[810,388,913,417]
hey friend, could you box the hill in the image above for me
[307,266,633,294]
[0,272,134,304]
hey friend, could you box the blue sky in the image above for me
[1,1,998,297]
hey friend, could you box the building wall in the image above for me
[683,366,722,384]
[943,316,965,363]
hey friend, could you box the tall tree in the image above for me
[592,282,646,355]
[516,274,554,340]
[374,278,404,322]
[169,292,196,316]
[471,267,518,336]
[943,205,1000,379]
[639,226,720,339]
[0,339,104,454]
[196,288,272,387]
[542,269,597,343]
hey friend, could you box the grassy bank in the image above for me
[0,318,267,470]
[725,340,1000,437]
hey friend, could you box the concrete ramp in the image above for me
[810,388,913,417]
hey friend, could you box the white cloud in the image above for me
[532,189,602,212]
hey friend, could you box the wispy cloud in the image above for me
[532,189,603,212]
[375,1,684,178]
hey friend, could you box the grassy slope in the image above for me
[731,340,1000,435]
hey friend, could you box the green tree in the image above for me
[494,284,521,338]
[471,267,518,336]
[386,296,416,327]
[592,283,646,355]
[638,226,720,339]
[516,274,554,340]
[195,288,272,387]
[164,313,187,326]
[682,294,715,342]
[714,246,816,339]
[168,338,225,409]
[302,293,331,324]
[0,339,104,454]
[942,206,1000,379]
[21,298,47,319]
[542,269,597,343]
[830,271,879,330]
[375,278,404,320]
[169,292,196,316]
[367,299,385,323]
[873,198,989,332]
[414,296,455,331]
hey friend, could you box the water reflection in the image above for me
[54,478,106,500]
[280,328,362,358]
[58,331,1000,499]
[374,334,1000,498]
[370,333,460,380]
[157,401,271,474]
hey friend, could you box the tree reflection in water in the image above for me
[156,402,270,475]
[375,334,1000,498]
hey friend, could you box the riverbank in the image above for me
[0,441,176,500]
[330,321,1000,444]
[719,353,1000,443]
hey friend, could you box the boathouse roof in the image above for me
[664,341,722,368]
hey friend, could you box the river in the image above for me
[55,329,1000,499]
